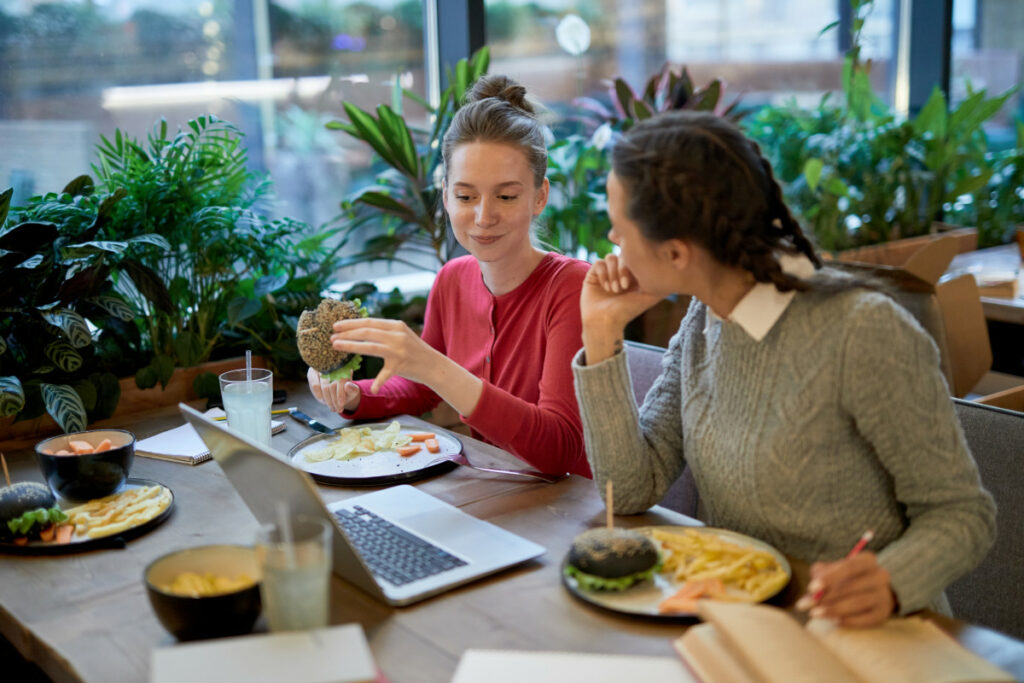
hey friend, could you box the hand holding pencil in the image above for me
[796,530,897,628]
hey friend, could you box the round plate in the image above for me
[287,422,462,486]
[0,478,175,555]
[561,525,792,621]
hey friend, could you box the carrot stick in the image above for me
[423,438,440,453]
[55,524,74,544]
[408,433,436,442]
[397,445,421,457]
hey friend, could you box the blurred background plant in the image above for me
[0,181,171,431]
[327,48,490,272]
[91,115,348,395]
[746,0,1021,252]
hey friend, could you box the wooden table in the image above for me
[949,244,1024,324]
[3,387,1023,682]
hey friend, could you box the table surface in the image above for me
[2,384,1023,683]
[948,243,1024,324]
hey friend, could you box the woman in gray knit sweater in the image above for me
[573,111,995,628]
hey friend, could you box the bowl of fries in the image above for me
[35,429,135,502]
[145,545,262,640]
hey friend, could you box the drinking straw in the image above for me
[245,349,253,392]
[605,480,614,531]
[1,453,10,488]
[275,500,297,569]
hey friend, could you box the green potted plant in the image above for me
[746,0,1019,258]
[0,181,171,433]
[91,115,349,395]
[327,47,490,271]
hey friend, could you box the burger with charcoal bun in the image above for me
[565,527,661,591]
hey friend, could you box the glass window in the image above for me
[483,0,895,113]
[952,0,1023,145]
[0,0,426,230]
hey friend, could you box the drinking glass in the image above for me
[254,516,332,632]
[218,368,273,447]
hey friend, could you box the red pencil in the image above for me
[813,530,875,601]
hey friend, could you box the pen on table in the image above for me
[805,529,875,604]
[213,407,294,421]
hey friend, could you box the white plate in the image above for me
[562,525,792,619]
[287,422,462,486]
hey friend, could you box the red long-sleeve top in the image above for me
[343,253,591,477]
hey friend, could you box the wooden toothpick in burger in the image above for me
[563,479,662,592]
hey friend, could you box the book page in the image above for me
[808,617,1015,683]
[451,650,695,683]
[698,601,865,683]
[674,623,760,683]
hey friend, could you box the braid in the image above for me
[751,143,823,269]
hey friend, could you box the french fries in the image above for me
[63,485,172,539]
[646,528,790,604]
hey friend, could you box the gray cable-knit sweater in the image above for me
[573,284,996,614]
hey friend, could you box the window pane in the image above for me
[952,0,1023,144]
[0,0,426,227]
[484,0,895,113]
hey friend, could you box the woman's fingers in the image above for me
[306,367,325,403]
[800,553,894,627]
[370,366,394,395]
[343,382,361,412]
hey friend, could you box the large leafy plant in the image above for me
[0,181,171,432]
[746,0,1019,252]
[574,62,745,132]
[327,47,490,271]
[91,115,347,392]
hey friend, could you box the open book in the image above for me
[675,601,1014,683]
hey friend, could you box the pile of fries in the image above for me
[64,484,172,539]
[646,528,789,608]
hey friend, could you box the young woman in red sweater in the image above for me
[307,75,591,477]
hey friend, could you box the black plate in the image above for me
[0,478,175,555]
[286,421,461,487]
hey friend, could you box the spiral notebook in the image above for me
[136,413,284,465]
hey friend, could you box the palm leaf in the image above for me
[0,376,24,417]
[45,341,84,373]
[40,309,92,348]
[86,295,136,321]
[41,383,88,433]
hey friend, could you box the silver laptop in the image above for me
[179,404,545,606]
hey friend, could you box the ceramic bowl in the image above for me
[144,544,262,640]
[35,428,135,502]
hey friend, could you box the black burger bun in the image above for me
[0,482,55,524]
[568,528,659,579]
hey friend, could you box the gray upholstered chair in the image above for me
[945,398,1024,640]
[624,340,700,519]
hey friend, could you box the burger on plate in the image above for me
[0,481,68,543]
[297,298,369,382]
[565,527,661,591]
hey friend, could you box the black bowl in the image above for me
[144,545,262,641]
[35,429,135,502]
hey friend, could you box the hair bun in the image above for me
[466,74,535,116]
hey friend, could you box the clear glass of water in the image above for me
[218,368,273,447]
[254,516,332,632]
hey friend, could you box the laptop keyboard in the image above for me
[333,506,468,586]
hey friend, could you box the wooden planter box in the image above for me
[0,357,267,448]
[836,225,978,267]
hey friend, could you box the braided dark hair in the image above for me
[442,74,547,188]
[611,111,822,293]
